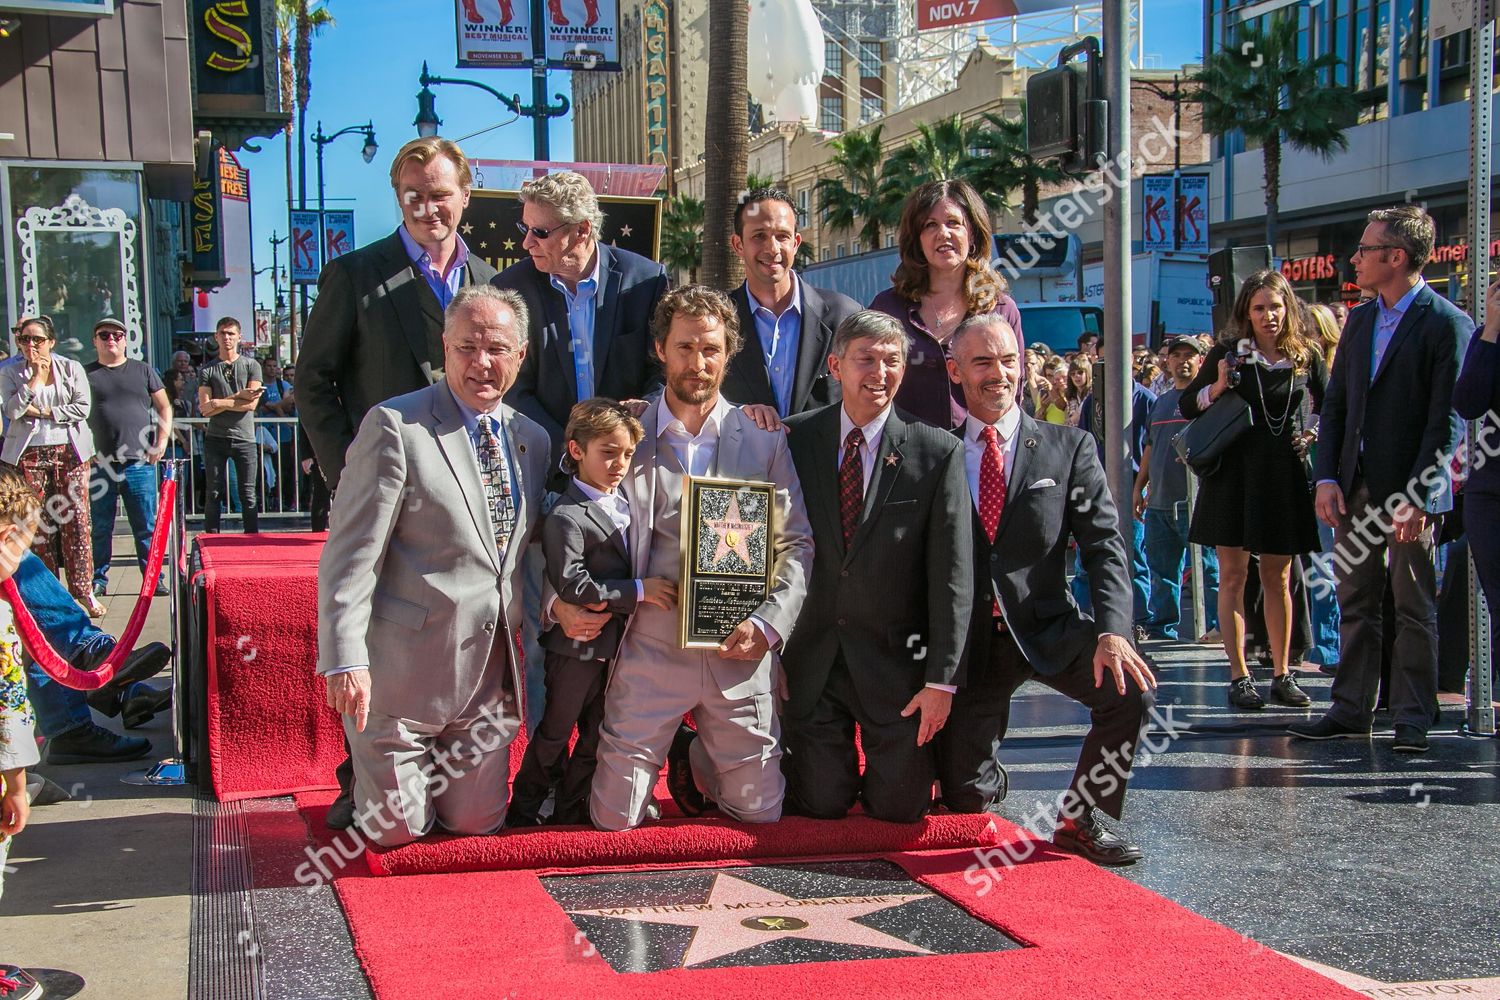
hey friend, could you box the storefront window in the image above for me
[6,166,145,366]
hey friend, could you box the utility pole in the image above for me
[1102,0,1134,530]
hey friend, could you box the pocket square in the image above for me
[1029,478,1058,489]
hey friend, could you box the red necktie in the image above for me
[839,427,865,546]
[979,424,1006,542]
[980,424,1006,624]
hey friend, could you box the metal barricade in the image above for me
[171,416,308,524]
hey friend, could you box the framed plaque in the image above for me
[679,476,776,649]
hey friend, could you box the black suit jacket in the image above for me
[1314,283,1472,512]
[961,413,1132,678]
[539,481,638,661]
[781,404,973,723]
[297,229,498,491]
[496,243,669,465]
[721,279,862,414]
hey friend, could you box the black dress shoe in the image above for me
[121,682,172,729]
[84,642,173,718]
[1228,676,1265,710]
[666,723,712,816]
[1052,809,1143,866]
[1287,716,1372,740]
[1270,673,1312,708]
[1391,725,1429,753]
[325,791,356,831]
[43,722,152,764]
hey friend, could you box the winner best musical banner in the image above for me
[679,477,776,649]
[456,0,620,71]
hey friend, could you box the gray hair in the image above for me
[831,310,908,360]
[518,171,606,237]
[444,285,530,348]
[950,313,1019,358]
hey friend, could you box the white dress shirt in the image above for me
[962,406,1022,509]
[572,475,644,602]
[656,392,734,476]
[836,404,892,496]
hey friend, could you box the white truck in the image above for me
[1082,251,1212,341]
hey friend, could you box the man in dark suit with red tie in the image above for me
[937,313,1156,866]
[780,311,973,823]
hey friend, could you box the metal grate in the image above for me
[189,796,265,1000]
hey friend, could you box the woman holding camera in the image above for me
[1181,270,1326,710]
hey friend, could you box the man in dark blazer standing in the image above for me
[496,171,668,472]
[299,137,498,492]
[722,189,862,417]
[298,137,498,828]
[781,311,973,823]
[938,314,1156,866]
[1293,206,1472,753]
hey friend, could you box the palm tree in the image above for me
[659,195,705,283]
[1187,15,1357,247]
[883,116,996,207]
[974,109,1067,227]
[701,0,748,289]
[275,0,334,355]
[814,125,901,253]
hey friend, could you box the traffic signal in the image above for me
[1026,37,1106,175]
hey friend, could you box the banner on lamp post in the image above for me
[456,0,620,70]
[323,210,356,261]
[289,210,322,284]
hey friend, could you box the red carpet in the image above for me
[198,533,345,801]
[327,836,1364,999]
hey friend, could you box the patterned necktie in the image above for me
[979,424,1006,621]
[476,416,517,554]
[838,427,865,547]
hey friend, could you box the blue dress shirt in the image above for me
[398,225,469,311]
[746,272,803,417]
[1372,278,1424,379]
[549,251,603,405]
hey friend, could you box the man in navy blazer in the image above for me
[1292,206,1472,753]
[496,171,668,476]
[721,189,862,417]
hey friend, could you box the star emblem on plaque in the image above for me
[680,476,775,648]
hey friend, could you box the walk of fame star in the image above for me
[705,493,760,566]
[567,872,933,969]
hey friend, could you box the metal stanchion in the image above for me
[1187,469,1206,641]
[123,459,189,786]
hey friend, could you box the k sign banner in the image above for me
[289,210,322,284]
[322,211,356,261]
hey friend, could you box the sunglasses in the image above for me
[15,336,49,346]
[516,220,576,241]
[95,330,126,341]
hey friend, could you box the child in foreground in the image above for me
[0,467,46,1000]
[508,399,675,826]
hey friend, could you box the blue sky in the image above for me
[241,0,1204,306]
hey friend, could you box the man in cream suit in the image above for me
[551,285,814,832]
[317,285,549,847]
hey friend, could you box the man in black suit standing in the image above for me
[938,314,1156,866]
[722,189,861,417]
[781,311,973,823]
[1292,206,1472,753]
[298,136,498,829]
[497,170,669,470]
[299,137,498,492]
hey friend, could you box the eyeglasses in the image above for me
[515,220,576,241]
[95,331,126,341]
[1353,244,1399,257]
[14,336,48,346]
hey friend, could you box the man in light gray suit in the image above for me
[551,285,814,832]
[317,285,549,847]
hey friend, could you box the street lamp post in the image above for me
[312,120,379,216]
[413,58,569,161]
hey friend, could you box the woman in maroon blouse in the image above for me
[869,179,1023,429]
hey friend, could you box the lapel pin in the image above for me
[885,453,900,467]
[518,443,526,454]
[1025,438,1038,449]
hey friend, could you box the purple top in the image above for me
[868,287,1025,430]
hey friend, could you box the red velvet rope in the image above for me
[0,474,177,691]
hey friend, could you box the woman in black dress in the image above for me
[1181,270,1326,710]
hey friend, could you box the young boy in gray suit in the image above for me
[508,399,677,825]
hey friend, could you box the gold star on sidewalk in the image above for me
[568,872,933,969]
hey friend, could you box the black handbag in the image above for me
[1174,391,1253,475]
